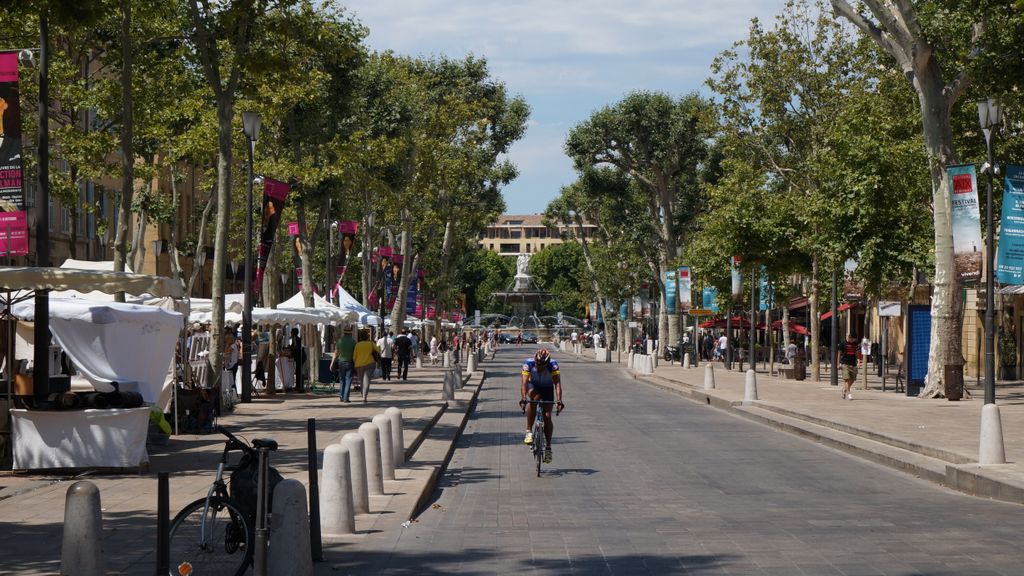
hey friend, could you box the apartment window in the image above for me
[510,230,521,239]
[540,243,544,250]
[526,243,531,253]
[489,243,494,250]
[499,243,518,253]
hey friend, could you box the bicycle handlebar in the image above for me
[216,425,256,457]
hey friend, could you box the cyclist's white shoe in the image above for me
[524,432,533,445]
[543,448,553,464]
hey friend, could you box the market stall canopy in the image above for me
[335,287,382,326]
[190,305,329,326]
[280,290,363,324]
[11,297,181,403]
[756,320,810,335]
[0,265,183,299]
[819,302,854,320]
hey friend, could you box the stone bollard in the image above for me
[372,414,395,481]
[61,481,105,576]
[341,432,369,513]
[358,422,384,496]
[442,369,455,400]
[416,355,423,369]
[268,479,313,575]
[320,444,355,535]
[979,403,1007,465]
[704,363,716,389]
[468,350,477,373]
[682,353,690,369]
[744,369,758,402]
[385,407,405,466]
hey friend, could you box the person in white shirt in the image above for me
[716,333,728,362]
[376,331,395,380]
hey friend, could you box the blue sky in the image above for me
[342,0,789,215]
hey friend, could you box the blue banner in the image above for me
[702,287,719,313]
[759,267,772,310]
[997,165,1024,285]
[664,270,678,311]
[619,301,628,321]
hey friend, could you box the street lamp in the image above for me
[241,111,261,403]
[977,98,1006,464]
[196,249,207,297]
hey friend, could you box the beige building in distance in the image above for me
[479,214,597,256]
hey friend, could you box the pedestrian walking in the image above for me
[840,334,859,400]
[353,330,380,403]
[429,335,440,365]
[330,326,356,402]
[394,328,413,380]
[377,331,395,380]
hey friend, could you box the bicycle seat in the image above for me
[252,438,278,451]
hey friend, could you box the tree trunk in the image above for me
[389,216,415,330]
[296,195,316,391]
[209,96,234,381]
[112,0,134,304]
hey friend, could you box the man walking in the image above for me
[377,331,395,380]
[394,328,414,380]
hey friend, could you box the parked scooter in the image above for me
[663,345,682,362]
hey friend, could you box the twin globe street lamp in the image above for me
[241,111,261,403]
[977,97,1006,465]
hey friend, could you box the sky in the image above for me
[341,0,790,215]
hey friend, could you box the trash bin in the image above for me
[794,351,806,381]
[944,364,963,401]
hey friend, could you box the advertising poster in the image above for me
[759,267,772,311]
[0,52,27,255]
[619,301,628,321]
[703,286,719,313]
[947,164,983,282]
[997,165,1024,284]
[678,266,692,312]
[254,178,290,295]
[664,269,677,312]
[336,220,358,278]
[731,256,743,303]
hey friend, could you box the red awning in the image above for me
[788,296,809,310]
[820,302,854,320]
[755,320,810,335]
[697,316,753,329]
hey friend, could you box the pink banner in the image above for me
[0,52,27,256]
[0,211,27,255]
[337,220,358,234]
[287,221,299,236]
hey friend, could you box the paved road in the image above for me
[335,347,1024,575]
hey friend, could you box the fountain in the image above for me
[492,253,553,326]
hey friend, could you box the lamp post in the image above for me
[241,111,261,403]
[196,250,207,297]
[977,98,1007,465]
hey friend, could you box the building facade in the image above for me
[478,214,597,256]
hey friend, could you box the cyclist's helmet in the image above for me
[534,348,551,367]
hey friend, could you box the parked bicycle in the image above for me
[167,426,282,576]
[520,399,561,477]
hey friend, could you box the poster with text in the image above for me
[0,52,27,255]
[703,286,719,313]
[997,165,1024,284]
[948,164,983,282]
[664,269,677,312]
[336,220,359,278]
[678,266,692,312]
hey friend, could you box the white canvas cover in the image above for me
[0,264,183,299]
[11,297,182,403]
[189,305,328,326]
[280,291,361,323]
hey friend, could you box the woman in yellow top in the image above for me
[352,330,381,403]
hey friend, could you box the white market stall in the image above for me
[281,288,381,326]
[1,265,183,470]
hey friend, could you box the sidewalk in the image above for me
[0,357,486,575]
[608,351,1024,505]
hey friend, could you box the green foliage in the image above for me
[460,248,514,314]
[527,242,587,317]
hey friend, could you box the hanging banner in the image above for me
[702,286,719,313]
[253,178,290,296]
[731,256,743,303]
[759,267,772,311]
[678,266,692,312]
[948,164,983,282]
[619,301,628,321]
[336,219,359,278]
[997,165,1024,285]
[664,269,677,312]
[387,254,403,310]
[0,52,27,256]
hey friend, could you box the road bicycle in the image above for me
[520,399,562,477]
[167,426,280,576]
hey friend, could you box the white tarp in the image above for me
[280,291,361,323]
[190,305,328,326]
[11,298,181,403]
[11,408,150,469]
[0,264,183,299]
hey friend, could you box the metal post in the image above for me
[307,418,322,561]
[830,269,839,387]
[750,266,756,372]
[253,447,269,575]
[725,313,732,370]
[156,472,169,575]
[984,129,996,405]
[32,12,51,404]
[241,138,254,403]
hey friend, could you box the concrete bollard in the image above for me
[682,353,690,369]
[385,407,405,466]
[61,481,105,576]
[442,351,449,367]
[442,369,455,400]
[468,350,477,373]
[268,479,313,575]
[320,444,355,535]
[744,369,758,402]
[372,414,395,481]
[704,363,716,389]
[627,352,633,369]
[358,422,384,495]
[979,403,1007,465]
[341,433,369,513]
[416,355,423,369]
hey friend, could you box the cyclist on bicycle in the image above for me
[520,348,564,463]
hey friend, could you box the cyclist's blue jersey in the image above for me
[522,358,560,388]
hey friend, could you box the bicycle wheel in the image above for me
[533,423,544,477]
[168,496,252,576]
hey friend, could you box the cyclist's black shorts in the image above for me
[529,385,555,402]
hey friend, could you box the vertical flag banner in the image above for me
[947,164,983,282]
[336,220,359,278]
[678,266,692,312]
[254,178,290,295]
[759,266,772,310]
[619,301,628,321]
[0,52,27,256]
[702,287,719,313]
[997,165,1024,284]
[731,256,743,303]
[664,269,678,312]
